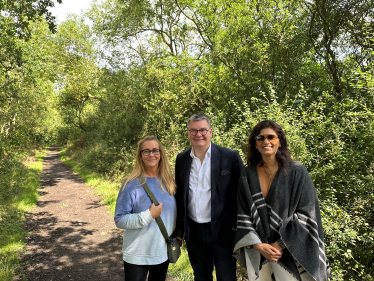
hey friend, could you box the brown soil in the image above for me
[20,146,175,281]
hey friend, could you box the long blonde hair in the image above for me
[122,136,176,195]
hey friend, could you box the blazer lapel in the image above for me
[211,143,220,204]
[183,151,192,206]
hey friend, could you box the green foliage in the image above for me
[1,19,63,158]
[0,0,61,72]
[0,150,45,280]
[209,91,374,279]
[0,18,64,280]
[1,0,374,279]
[55,1,374,279]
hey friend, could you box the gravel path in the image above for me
[20,146,175,281]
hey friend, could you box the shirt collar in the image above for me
[190,142,212,159]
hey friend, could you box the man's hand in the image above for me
[177,229,184,247]
[253,243,282,261]
[149,202,162,218]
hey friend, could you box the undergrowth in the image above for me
[0,150,45,281]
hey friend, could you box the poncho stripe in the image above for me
[233,161,331,281]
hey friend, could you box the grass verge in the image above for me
[0,150,46,281]
[168,245,194,281]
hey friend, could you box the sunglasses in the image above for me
[255,134,278,142]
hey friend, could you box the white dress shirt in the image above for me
[187,144,212,223]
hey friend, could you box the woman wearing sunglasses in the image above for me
[114,136,176,281]
[233,120,331,281]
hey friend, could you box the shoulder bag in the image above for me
[138,177,181,263]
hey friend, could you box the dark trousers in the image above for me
[186,218,237,281]
[123,260,169,281]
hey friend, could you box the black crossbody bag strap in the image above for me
[137,177,170,242]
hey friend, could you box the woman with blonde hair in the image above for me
[114,136,176,281]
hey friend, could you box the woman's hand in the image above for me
[253,243,282,261]
[149,202,163,218]
[270,241,283,253]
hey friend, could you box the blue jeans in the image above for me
[186,218,237,281]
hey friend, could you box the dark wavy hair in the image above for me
[246,120,291,170]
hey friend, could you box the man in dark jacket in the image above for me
[175,113,243,281]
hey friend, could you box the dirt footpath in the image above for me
[21,146,174,281]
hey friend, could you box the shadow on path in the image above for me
[20,146,123,280]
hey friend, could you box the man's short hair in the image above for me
[187,113,212,129]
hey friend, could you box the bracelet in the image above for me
[176,236,183,241]
[277,238,286,250]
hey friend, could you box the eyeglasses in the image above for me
[188,129,209,136]
[141,149,161,156]
[255,134,278,142]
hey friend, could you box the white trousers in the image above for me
[254,261,314,281]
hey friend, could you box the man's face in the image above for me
[187,119,213,149]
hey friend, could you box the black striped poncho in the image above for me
[233,161,331,281]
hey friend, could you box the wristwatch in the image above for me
[277,238,286,250]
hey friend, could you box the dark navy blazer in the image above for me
[175,143,243,246]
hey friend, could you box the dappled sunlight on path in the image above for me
[20,146,123,280]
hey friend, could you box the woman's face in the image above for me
[141,140,161,171]
[255,127,280,158]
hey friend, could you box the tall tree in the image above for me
[305,0,374,98]
[53,17,104,132]
[0,0,62,71]
[0,19,60,156]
